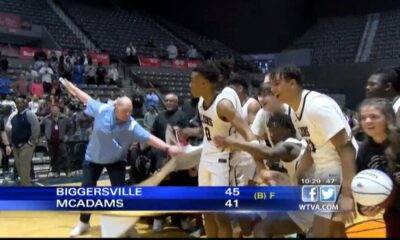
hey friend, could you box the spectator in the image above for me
[28,95,40,115]
[107,64,119,85]
[39,62,54,94]
[61,52,73,80]
[132,89,144,119]
[49,51,59,75]
[84,60,96,85]
[41,104,73,177]
[26,65,39,82]
[143,105,158,130]
[73,107,93,141]
[72,61,85,85]
[126,42,137,57]
[167,42,178,59]
[187,45,198,59]
[107,91,117,106]
[0,74,12,99]
[50,78,62,97]
[0,51,8,74]
[10,98,40,186]
[182,97,199,121]
[356,98,400,238]
[0,104,12,177]
[80,50,91,66]
[96,63,107,85]
[145,89,159,112]
[36,100,49,120]
[70,50,79,66]
[2,94,16,112]
[33,49,47,62]
[30,77,44,99]
[150,93,188,232]
[13,72,30,98]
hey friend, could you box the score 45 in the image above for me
[224,188,240,208]
[225,187,240,196]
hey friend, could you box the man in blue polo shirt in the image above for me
[59,78,181,237]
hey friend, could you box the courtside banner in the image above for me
[0,186,340,212]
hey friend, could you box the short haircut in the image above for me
[371,67,400,92]
[193,62,221,84]
[267,113,296,135]
[229,73,248,90]
[270,65,303,85]
[259,82,273,96]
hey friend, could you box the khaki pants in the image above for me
[13,144,35,186]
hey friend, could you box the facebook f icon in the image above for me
[302,186,318,202]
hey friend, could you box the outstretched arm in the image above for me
[59,78,91,105]
[216,99,256,142]
[214,135,299,163]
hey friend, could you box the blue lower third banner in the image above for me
[0,186,341,212]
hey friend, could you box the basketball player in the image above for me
[190,62,257,238]
[228,73,261,237]
[229,74,260,126]
[252,82,288,146]
[365,67,400,126]
[214,113,314,237]
[269,65,358,237]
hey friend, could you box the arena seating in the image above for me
[0,0,85,50]
[154,16,235,59]
[56,0,188,58]
[289,16,366,65]
[131,67,192,101]
[370,9,400,60]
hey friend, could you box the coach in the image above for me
[59,78,181,237]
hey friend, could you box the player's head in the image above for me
[190,61,232,98]
[15,97,27,113]
[229,73,248,98]
[359,97,400,173]
[259,82,281,113]
[269,65,303,104]
[365,67,400,98]
[51,104,60,117]
[115,96,133,122]
[267,113,296,144]
[164,93,179,112]
[359,98,396,139]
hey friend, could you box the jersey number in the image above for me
[205,127,212,141]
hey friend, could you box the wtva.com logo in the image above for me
[301,186,337,203]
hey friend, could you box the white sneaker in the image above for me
[152,219,164,233]
[70,221,90,237]
[127,226,139,237]
[189,227,204,238]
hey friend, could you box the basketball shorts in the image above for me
[198,158,230,186]
[229,151,257,186]
[314,166,343,222]
[287,211,314,232]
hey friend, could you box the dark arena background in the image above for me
[0,0,397,238]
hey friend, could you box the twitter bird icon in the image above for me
[320,186,336,202]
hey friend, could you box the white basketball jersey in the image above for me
[288,90,358,176]
[241,98,258,126]
[198,87,242,162]
[393,97,400,114]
